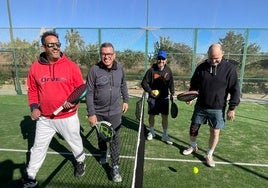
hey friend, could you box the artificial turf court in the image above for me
[0,95,267,188]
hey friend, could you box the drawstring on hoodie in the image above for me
[49,64,56,79]
[210,64,217,76]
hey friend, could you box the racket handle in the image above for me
[53,106,64,116]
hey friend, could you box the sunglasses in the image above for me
[45,42,61,48]
[157,57,166,61]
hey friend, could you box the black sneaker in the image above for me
[75,161,86,177]
[111,165,122,182]
[22,177,38,188]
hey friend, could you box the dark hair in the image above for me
[99,42,114,52]
[41,31,59,45]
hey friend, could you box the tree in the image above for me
[219,31,261,67]
[0,38,39,67]
[153,36,193,75]
[116,49,145,72]
[80,43,99,67]
[64,29,85,65]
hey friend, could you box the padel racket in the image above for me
[177,91,198,102]
[95,121,114,142]
[53,84,88,116]
[170,100,178,118]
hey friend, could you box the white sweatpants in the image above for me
[27,113,85,179]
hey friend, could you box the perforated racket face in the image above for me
[67,84,88,104]
[177,91,198,102]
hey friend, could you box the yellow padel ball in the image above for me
[152,90,160,96]
[193,167,199,174]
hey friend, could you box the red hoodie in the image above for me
[27,52,84,119]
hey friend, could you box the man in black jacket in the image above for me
[182,43,240,167]
[141,50,175,145]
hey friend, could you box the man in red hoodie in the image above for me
[23,31,86,187]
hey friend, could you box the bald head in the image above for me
[207,44,224,65]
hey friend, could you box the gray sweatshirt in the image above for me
[86,61,129,117]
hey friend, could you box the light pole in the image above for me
[6,0,22,95]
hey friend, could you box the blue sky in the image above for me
[1,0,268,28]
[1,0,268,53]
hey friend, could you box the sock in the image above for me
[190,141,197,148]
[150,127,155,134]
[207,149,214,156]
[163,129,168,136]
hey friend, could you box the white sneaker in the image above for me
[161,135,173,145]
[111,166,122,182]
[182,146,198,155]
[147,132,155,140]
[205,155,215,167]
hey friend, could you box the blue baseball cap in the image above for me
[157,50,167,59]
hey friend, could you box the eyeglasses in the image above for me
[100,52,114,57]
[157,57,166,61]
[45,42,61,48]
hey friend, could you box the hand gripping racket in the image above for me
[170,100,178,118]
[53,84,88,116]
[177,90,199,102]
[95,121,114,142]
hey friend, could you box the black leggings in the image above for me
[97,114,121,167]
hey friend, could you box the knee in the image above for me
[190,124,200,137]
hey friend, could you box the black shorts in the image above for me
[147,97,169,115]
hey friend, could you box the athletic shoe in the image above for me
[161,135,173,145]
[22,177,38,188]
[147,132,155,140]
[182,146,198,155]
[205,155,215,167]
[99,151,107,165]
[75,161,86,177]
[111,165,122,182]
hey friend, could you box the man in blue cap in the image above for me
[141,50,175,144]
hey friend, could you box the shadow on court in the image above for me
[10,111,144,187]
[19,115,94,187]
[147,125,268,181]
[0,160,25,188]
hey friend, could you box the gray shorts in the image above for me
[191,105,226,129]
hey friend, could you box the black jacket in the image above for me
[141,63,175,99]
[190,59,240,110]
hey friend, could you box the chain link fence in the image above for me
[0,27,267,97]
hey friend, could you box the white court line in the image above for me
[144,157,268,167]
[1,148,268,168]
